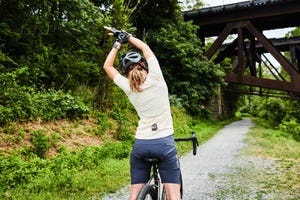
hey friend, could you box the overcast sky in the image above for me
[201,0,248,7]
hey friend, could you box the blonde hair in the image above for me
[128,64,147,92]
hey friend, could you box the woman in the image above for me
[103,27,181,200]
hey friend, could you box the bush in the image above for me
[279,119,300,142]
[32,89,90,121]
[240,95,300,142]
[0,155,50,190]
[0,139,132,191]
[0,67,90,124]
[258,98,286,127]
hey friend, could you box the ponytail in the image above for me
[128,64,147,92]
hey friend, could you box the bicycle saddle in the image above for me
[143,157,160,164]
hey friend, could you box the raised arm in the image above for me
[103,27,156,80]
[103,41,122,80]
[128,37,155,60]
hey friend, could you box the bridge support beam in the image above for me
[205,20,300,95]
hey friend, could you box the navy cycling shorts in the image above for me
[130,134,181,184]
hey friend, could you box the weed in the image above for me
[51,132,61,147]
[30,130,50,158]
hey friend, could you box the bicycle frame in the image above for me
[146,162,165,200]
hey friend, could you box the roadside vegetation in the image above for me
[0,105,233,200]
[245,120,299,198]
[211,118,300,199]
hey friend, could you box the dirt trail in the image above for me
[103,118,261,200]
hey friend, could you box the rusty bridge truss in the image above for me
[183,0,300,98]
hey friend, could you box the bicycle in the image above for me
[136,132,199,200]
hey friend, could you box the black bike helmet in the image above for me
[120,51,148,74]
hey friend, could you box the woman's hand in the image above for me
[104,26,131,44]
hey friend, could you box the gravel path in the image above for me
[103,118,259,200]
[180,118,255,199]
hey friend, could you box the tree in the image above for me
[0,0,107,90]
[0,0,110,122]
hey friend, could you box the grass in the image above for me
[244,125,300,198]
[1,158,130,200]
[211,121,300,200]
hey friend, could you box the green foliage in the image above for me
[0,0,113,124]
[109,106,135,141]
[0,158,130,199]
[169,95,183,108]
[0,155,53,191]
[131,0,180,33]
[74,85,100,109]
[279,119,300,142]
[32,89,90,121]
[240,97,285,126]
[0,0,108,90]
[0,65,90,124]
[0,49,18,70]
[286,27,300,37]
[30,130,50,158]
[95,112,109,136]
[240,95,300,141]
[0,0,226,122]
[179,0,204,10]
[0,81,90,124]
[172,106,193,136]
[0,141,131,192]
[258,98,286,127]
[99,141,131,159]
[51,132,61,147]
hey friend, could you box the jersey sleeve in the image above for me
[113,73,131,94]
[147,56,164,79]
